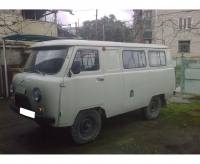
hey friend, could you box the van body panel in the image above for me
[102,49,124,117]
[59,46,105,126]
[12,73,63,126]
[123,69,150,112]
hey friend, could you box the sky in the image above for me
[57,9,134,27]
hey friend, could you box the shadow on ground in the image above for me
[0,94,200,154]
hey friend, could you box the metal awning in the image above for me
[3,33,75,42]
[2,33,76,97]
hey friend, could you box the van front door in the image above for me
[59,47,105,126]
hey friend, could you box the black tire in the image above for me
[141,96,161,120]
[71,110,101,145]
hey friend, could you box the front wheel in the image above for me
[141,96,161,120]
[71,110,101,145]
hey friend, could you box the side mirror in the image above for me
[71,61,81,74]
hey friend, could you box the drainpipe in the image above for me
[2,39,9,97]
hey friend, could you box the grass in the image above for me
[186,95,200,101]
[161,100,200,128]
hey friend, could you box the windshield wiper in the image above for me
[24,68,45,76]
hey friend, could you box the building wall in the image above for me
[153,10,200,58]
[134,10,156,44]
[22,20,57,36]
[0,10,57,39]
[0,10,58,96]
[0,10,23,38]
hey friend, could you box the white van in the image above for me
[10,40,175,145]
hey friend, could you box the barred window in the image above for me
[178,41,190,52]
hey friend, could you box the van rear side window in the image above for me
[122,50,146,69]
[148,51,166,67]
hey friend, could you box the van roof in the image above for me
[31,39,169,49]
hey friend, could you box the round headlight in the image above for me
[33,88,41,102]
[10,82,14,93]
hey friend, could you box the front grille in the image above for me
[15,94,32,110]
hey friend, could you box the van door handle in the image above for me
[96,77,104,81]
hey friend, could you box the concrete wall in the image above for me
[0,11,23,38]
[153,10,200,58]
[0,49,23,65]
[22,20,57,36]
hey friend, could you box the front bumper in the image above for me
[10,102,55,124]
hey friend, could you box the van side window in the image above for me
[148,51,166,67]
[73,49,99,71]
[122,50,146,69]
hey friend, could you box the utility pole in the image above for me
[162,18,164,44]
[95,9,98,40]
[103,24,105,41]
[55,11,58,36]
[78,18,79,36]
[78,18,79,27]
[75,22,77,38]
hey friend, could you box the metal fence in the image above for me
[179,56,200,95]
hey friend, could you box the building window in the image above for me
[122,50,146,69]
[73,49,99,71]
[148,51,166,67]
[179,17,192,29]
[178,41,190,52]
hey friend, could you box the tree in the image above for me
[79,14,134,42]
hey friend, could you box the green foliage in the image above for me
[161,101,200,128]
[79,14,134,42]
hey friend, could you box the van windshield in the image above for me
[23,47,68,75]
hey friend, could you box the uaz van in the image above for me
[10,40,175,145]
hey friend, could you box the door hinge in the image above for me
[60,82,66,87]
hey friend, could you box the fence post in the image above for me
[180,53,185,95]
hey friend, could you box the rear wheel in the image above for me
[141,96,161,120]
[71,110,101,145]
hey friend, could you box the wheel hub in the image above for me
[150,101,157,113]
[80,118,93,133]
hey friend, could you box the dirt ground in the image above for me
[0,94,200,154]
